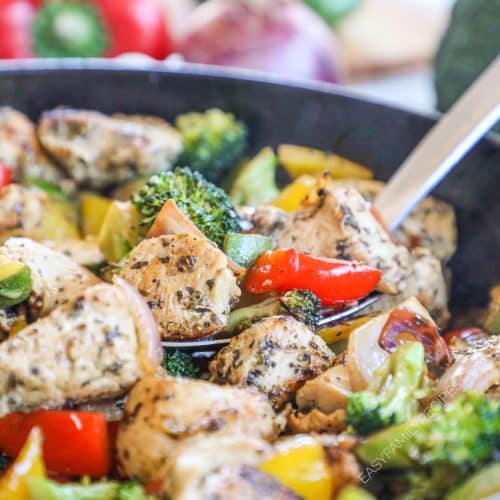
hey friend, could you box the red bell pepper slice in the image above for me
[0,410,111,478]
[0,165,12,188]
[244,248,382,306]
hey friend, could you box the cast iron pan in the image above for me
[0,60,498,315]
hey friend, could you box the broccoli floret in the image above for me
[357,393,500,499]
[280,289,321,328]
[162,349,198,378]
[347,342,427,436]
[226,289,322,333]
[131,166,241,246]
[176,109,247,183]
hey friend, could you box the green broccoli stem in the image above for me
[225,289,321,333]
[225,297,284,334]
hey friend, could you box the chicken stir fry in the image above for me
[0,108,496,500]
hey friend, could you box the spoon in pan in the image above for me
[164,56,500,352]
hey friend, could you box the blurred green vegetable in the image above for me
[304,0,360,25]
[434,0,500,134]
[357,393,500,499]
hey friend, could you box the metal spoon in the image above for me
[164,56,500,352]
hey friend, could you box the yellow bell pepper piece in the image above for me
[318,314,378,345]
[80,193,113,237]
[0,427,45,500]
[39,200,80,242]
[278,144,373,180]
[271,175,316,212]
[259,436,333,500]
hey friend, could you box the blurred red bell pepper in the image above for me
[244,248,381,306]
[0,410,111,478]
[0,166,13,188]
[0,0,36,59]
[28,0,173,59]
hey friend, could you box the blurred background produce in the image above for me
[0,0,498,120]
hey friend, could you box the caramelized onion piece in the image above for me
[379,308,453,377]
[114,276,162,373]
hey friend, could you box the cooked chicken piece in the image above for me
[121,234,240,340]
[37,109,182,188]
[117,376,278,484]
[0,107,65,183]
[287,408,347,434]
[43,238,105,269]
[296,364,352,413]
[330,179,457,263]
[187,465,300,500]
[209,316,334,409]
[364,247,450,327]
[238,205,290,245]
[147,199,246,278]
[0,282,161,416]
[271,186,412,294]
[0,185,47,242]
[165,435,275,500]
[1,238,100,319]
[435,335,500,403]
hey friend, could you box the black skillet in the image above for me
[0,59,498,316]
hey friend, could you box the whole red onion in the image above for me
[175,0,344,83]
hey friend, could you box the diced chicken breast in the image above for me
[364,247,450,327]
[209,316,334,409]
[165,436,275,500]
[296,364,352,413]
[37,109,182,188]
[272,186,412,294]
[436,335,500,403]
[0,107,65,183]
[0,185,47,242]
[43,237,105,269]
[1,238,100,318]
[0,283,160,416]
[121,234,240,340]
[330,179,457,263]
[172,462,299,500]
[117,376,278,484]
[238,205,290,246]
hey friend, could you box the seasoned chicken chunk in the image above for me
[38,109,182,188]
[117,376,278,484]
[121,234,240,340]
[0,185,47,242]
[0,107,65,183]
[364,247,450,327]
[238,205,289,244]
[209,316,334,409]
[296,364,352,413]
[172,462,299,500]
[436,335,500,403]
[43,237,105,269]
[330,179,457,263]
[1,238,100,319]
[271,186,412,294]
[0,282,160,416]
